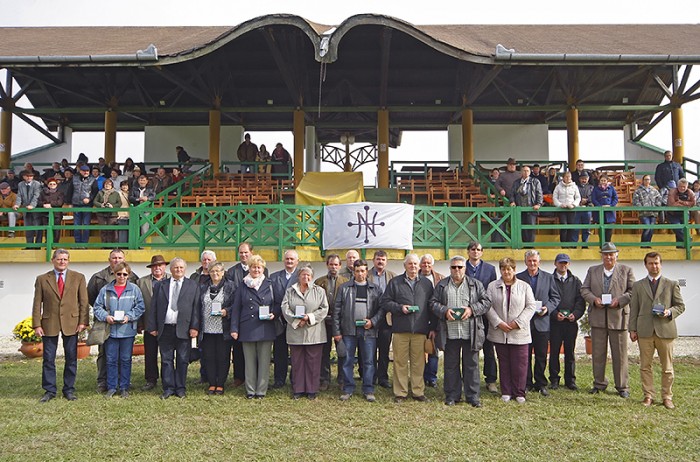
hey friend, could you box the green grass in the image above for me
[1,356,699,462]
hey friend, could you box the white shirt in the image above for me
[164,278,182,324]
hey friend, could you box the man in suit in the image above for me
[629,252,685,409]
[369,250,397,389]
[13,169,43,244]
[581,242,635,397]
[136,254,170,391]
[270,249,299,388]
[146,257,201,399]
[315,253,349,390]
[466,241,498,393]
[32,249,89,402]
[419,253,444,388]
[516,249,560,397]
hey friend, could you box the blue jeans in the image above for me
[423,354,438,384]
[640,216,656,243]
[574,210,591,243]
[42,334,78,395]
[73,210,92,243]
[667,213,686,243]
[343,335,377,395]
[105,336,135,391]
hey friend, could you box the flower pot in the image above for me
[77,342,91,359]
[584,335,592,355]
[132,343,145,356]
[19,341,43,358]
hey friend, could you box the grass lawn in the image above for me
[1,355,699,462]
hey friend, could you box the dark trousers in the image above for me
[159,325,190,394]
[97,344,107,386]
[73,210,91,243]
[116,217,129,243]
[321,324,346,385]
[24,211,43,244]
[231,339,245,381]
[521,211,537,243]
[443,339,480,403]
[549,320,578,386]
[290,343,323,394]
[41,213,61,243]
[42,334,78,396]
[374,326,392,383]
[96,214,117,243]
[558,210,576,242]
[144,331,159,384]
[273,331,289,385]
[482,325,498,384]
[574,210,591,243]
[527,329,550,390]
[201,334,232,388]
[495,343,529,398]
[668,213,686,243]
[640,216,656,243]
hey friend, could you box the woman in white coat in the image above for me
[552,171,581,243]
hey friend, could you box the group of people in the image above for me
[31,241,685,410]
[236,133,292,176]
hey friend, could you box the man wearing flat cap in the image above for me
[580,243,635,397]
[137,255,170,390]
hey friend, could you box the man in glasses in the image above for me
[430,255,490,407]
[88,248,139,393]
[466,241,498,394]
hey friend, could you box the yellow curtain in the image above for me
[295,172,365,205]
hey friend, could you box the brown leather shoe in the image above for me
[663,399,675,409]
[642,397,653,407]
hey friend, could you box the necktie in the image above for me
[651,278,658,297]
[57,273,65,298]
[171,280,180,312]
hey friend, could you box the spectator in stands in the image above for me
[171,167,184,184]
[60,158,70,172]
[96,157,109,177]
[129,174,155,236]
[271,142,292,178]
[23,162,42,178]
[152,167,172,195]
[92,166,106,191]
[571,159,592,187]
[489,168,500,184]
[108,168,127,192]
[510,165,543,245]
[0,182,18,237]
[76,152,88,164]
[176,145,206,173]
[1,169,20,193]
[654,150,683,189]
[58,169,74,199]
[42,162,63,182]
[692,181,700,234]
[590,174,618,243]
[93,179,120,244]
[38,177,65,243]
[340,249,360,278]
[667,178,695,246]
[237,134,258,174]
[13,170,43,244]
[71,164,98,245]
[257,144,272,174]
[632,174,662,246]
[552,171,581,243]
[545,167,560,194]
[116,181,131,243]
[122,158,136,177]
[419,253,444,388]
[494,157,520,202]
[530,164,548,192]
[129,166,143,190]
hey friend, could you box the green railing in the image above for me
[389,161,462,186]
[220,161,292,180]
[2,203,698,260]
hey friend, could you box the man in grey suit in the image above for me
[581,242,635,398]
[13,170,43,244]
[270,249,299,388]
[516,250,560,396]
[136,255,170,391]
[146,257,201,399]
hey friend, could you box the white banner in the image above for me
[323,202,414,250]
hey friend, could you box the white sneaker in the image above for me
[501,395,511,402]
[515,396,526,404]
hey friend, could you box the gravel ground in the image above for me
[1,335,699,362]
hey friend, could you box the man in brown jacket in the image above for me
[32,249,89,402]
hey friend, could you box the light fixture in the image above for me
[159,100,166,106]
[622,97,629,104]
[267,99,274,105]
[435,99,441,105]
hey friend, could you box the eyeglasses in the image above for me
[450,266,465,270]
[115,272,129,276]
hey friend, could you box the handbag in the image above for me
[86,293,112,346]
[424,336,436,355]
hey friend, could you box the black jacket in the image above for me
[379,273,436,335]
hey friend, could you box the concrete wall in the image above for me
[10,127,73,166]
[3,258,698,336]
[448,124,550,164]
[143,125,245,164]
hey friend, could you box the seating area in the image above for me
[180,173,295,206]
[397,170,491,207]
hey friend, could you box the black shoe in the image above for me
[539,388,550,397]
[39,392,55,403]
[425,380,438,388]
[619,390,630,399]
[254,395,264,399]
[307,393,317,400]
[175,391,186,399]
[105,389,117,399]
[96,383,107,394]
[445,400,456,406]
[246,394,255,399]
[589,387,602,394]
[292,393,304,400]
[63,391,77,401]
[379,380,392,389]
[412,395,427,402]
[468,400,482,408]
[566,383,578,391]
[526,384,535,392]
[120,390,129,399]
[141,382,156,391]
[549,382,560,390]
[161,391,174,400]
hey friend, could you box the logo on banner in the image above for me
[348,205,385,243]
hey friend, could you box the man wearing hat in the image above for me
[550,253,585,390]
[0,181,18,237]
[580,243,635,397]
[13,170,44,244]
[574,171,594,246]
[137,255,170,391]
[70,164,98,244]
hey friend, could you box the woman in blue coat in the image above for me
[230,255,278,399]
[93,262,145,398]
[590,174,618,242]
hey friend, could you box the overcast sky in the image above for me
[2,0,699,181]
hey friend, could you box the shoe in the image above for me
[39,392,55,403]
[232,378,244,388]
[379,380,392,389]
[141,382,156,391]
[272,382,285,389]
[161,391,174,400]
[215,388,224,395]
[663,399,675,409]
[207,386,216,396]
[63,392,77,401]
[96,383,107,394]
[501,395,511,402]
[425,380,438,388]
[539,387,550,397]
[105,389,117,399]
[589,387,602,394]
[619,390,630,399]
[642,397,653,407]
[515,396,526,404]
[246,394,255,399]
[339,393,352,401]
[307,393,317,400]
[487,383,499,394]
[445,400,456,406]
[566,383,578,391]
[526,384,535,392]
[319,381,329,391]
[254,395,264,399]
[292,393,304,400]
[364,394,376,402]
[394,396,407,403]
[412,395,427,402]
[120,390,129,398]
[549,382,559,390]
[468,400,482,408]
[175,391,186,399]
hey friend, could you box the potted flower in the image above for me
[13,316,43,358]
[132,333,145,356]
[579,311,592,355]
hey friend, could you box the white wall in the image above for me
[10,127,73,166]
[448,124,550,164]
[143,125,245,164]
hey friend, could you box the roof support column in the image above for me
[209,108,221,174]
[671,106,684,163]
[461,109,474,174]
[566,107,579,170]
[377,109,389,188]
[0,104,11,169]
[293,109,305,184]
[104,109,117,165]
